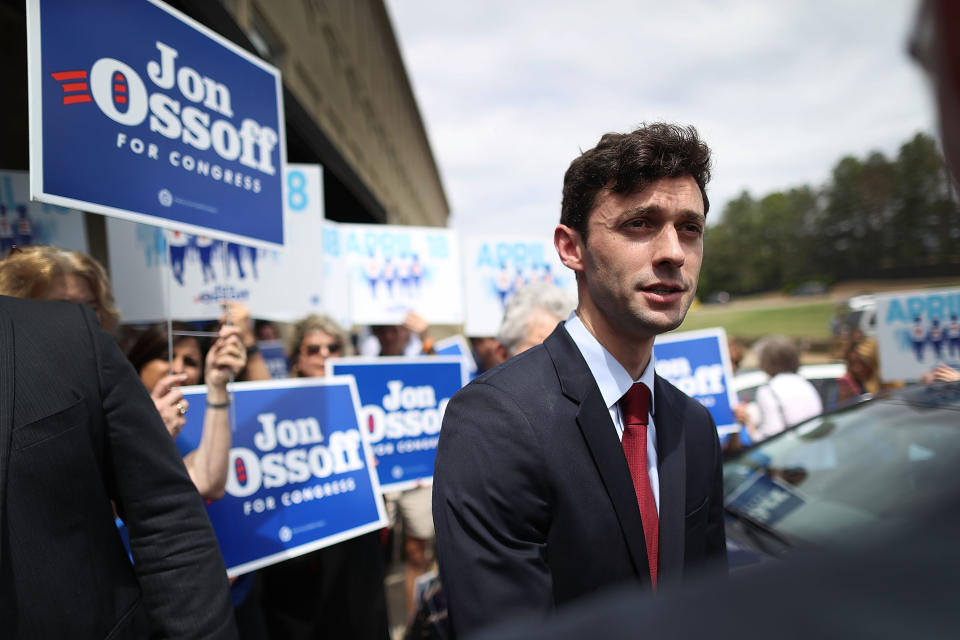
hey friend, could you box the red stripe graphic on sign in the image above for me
[52,69,92,105]
[115,95,127,104]
[113,84,127,93]
[51,70,87,81]
[235,457,248,484]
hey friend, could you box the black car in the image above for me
[723,381,960,568]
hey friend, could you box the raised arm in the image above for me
[183,325,246,500]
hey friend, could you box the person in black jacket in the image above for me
[0,295,237,639]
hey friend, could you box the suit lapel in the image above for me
[545,326,650,582]
[654,375,687,587]
[0,305,15,573]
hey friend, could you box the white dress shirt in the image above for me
[753,372,823,440]
[564,312,660,514]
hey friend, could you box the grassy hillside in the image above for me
[677,300,835,341]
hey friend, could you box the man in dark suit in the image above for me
[433,123,726,637]
[0,295,237,638]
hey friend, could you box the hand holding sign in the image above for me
[151,372,190,438]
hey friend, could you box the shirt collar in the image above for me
[564,312,656,415]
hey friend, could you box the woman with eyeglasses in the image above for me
[288,313,348,377]
[260,313,392,640]
[125,321,246,499]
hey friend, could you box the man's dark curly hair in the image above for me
[560,123,712,238]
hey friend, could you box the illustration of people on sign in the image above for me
[196,236,216,284]
[928,318,945,359]
[226,242,246,279]
[0,205,14,253]
[14,206,32,246]
[949,314,960,358]
[495,261,513,306]
[383,256,397,296]
[397,252,413,296]
[247,245,259,280]
[410,253,423,291]
[911,316,926,362]
[365,250,380,298]
[166,230,190,286]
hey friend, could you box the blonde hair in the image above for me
[846,337,881,394]
[0,246,120,331]
[288,314,353,375]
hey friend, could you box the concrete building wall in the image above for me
[226,0,449,227]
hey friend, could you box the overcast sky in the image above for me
[384,0,935,236]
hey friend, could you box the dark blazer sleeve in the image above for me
[690,401,728,574]
[433,380,554,637]
[86,308,237,639]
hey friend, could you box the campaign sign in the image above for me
[724,471,805,528]
[27,0,286,247]
[461,234,576,337]
[340,223,463,326]
[876,287,960,382]
[653,327,738,434]
[433,334,478,378]
[174,378,387,576]
[0,170,87,253]
[107,164,324,322]
[258,339,290,379]
[328,357,467,492]
[319,221,353,331]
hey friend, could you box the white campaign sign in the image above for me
[108,164,324,322]
[0,170,87,253]
[320,221,353,330]
[340,223,463,325]
[876,287,960,382]
[461,233,577,337]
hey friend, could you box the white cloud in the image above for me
[386,0,934,235]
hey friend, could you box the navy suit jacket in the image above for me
[433,324,727,637]
[0,296,236,639]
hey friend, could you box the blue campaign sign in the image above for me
[174,378,387,576]
[725,471,805,527]
[328,356,468,492]
[433,334,478,379]
[653,327,739,434]
[258,339,290,379]
[27,0,286,247]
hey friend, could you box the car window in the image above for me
[724,399,960,546]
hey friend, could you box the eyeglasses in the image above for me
[304,342,342,356]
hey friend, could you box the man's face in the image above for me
[573,175,705,339]
[373,325,410,356]
[470,337,507,371]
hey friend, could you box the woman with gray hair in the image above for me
[733,335,823,443]
[498,281,576,357]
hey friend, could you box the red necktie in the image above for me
[620,382,658,589]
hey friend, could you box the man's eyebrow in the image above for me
[619,205,706,222]
[678,210,707,224]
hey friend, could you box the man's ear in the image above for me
[554,224,585,273]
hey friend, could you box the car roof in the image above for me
[732,363,846,393]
